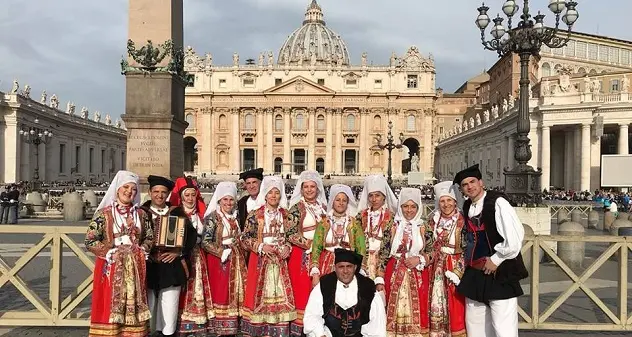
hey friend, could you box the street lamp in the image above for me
[375,120,404,186]
[475,0,579,206]
[19,118,53,190]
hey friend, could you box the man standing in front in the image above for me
[237,167,263,231]
[141,175,196,337]
[453,164,528,337]
[303,248,386,337]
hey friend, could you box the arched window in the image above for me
[316,114,325,131]
[185,113,195,129]
[295,113,305,130]
[554,64,562,74]
[406,115,416,131]
[541,63,551,77]
[373,115,382,130]
[316,158,325,174]
[274,157,283,173]
[219,114,227,130]
[275,114,283,131]
[346,114,356,130]
[589,69,597,75]
[244,113,255,129]
[577,67,586,75]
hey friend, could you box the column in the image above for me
[590,131,601,192]
[208,109,214,172]
[564,130,573,189]
[335,109,342,173]
[283,108,291,175]
[423,112,433,173]
[573,126,581,189]
[619,123,629,154]
[265,109,274,172]
[307,108,316,170]
[39,143,47,182]
[325,110,333,174]
[257,109,265,168]
[580,123,591,191]
[540,126,551,191]
[358,109,367,174]
[231,109,240,173]
[507,135,514,169]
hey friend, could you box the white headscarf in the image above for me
[394,188,424,225]
[391,187,424,257]
[289,170,327,208]
[255,176,288,209]
[96,170,140,212]
[433,181,463,210]
[327,184,358,217]
[204,181,238,218]
[357,174,398,213]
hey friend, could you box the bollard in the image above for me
[587,210,599,230]
[570,210,583,225]
[617,212,629,220]
[604,211,616,232]
[613,223,632,260]
[557,209,569,224]
[63,192,85,222]
[83,190,98,209]
[618,226,632,236]
[609,219,632,236]
[26,191,47,212]
[557,221,585,270]
[522,224,535,273]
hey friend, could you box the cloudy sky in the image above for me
[1,0,630,118]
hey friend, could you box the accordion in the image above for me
[155,215,187,248]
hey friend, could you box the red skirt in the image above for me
[242,251,296,337]
[318,249,336,275]
[288,245,312,336]
[88,258,149,337]
[178,245,214,336]
[429,253,466,336]
[384,257,430,336]
[206,247,247,335]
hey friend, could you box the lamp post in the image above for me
[375,120,404,186]
[19,118,53,190]
[475,0,579,205]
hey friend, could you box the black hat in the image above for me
[453,164,482,185]
[239,168,264,181]
[147,175,175,191]
[334,248,363,268]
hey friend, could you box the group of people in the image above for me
[0,184,20,224]
[85,164,527,337]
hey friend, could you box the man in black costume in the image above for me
[141,175,197,337]
[237,167,263,231]
[453,164,528,337]
[303,249,386,337]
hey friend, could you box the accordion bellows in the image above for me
[155,215,187,248]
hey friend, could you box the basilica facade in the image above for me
[182,0,463,180]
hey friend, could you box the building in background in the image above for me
[0,84,127,184]
[182,0,469,181]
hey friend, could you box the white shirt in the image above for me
[468,191,524,266]
[303,277,387,337]
[246,196,258,213]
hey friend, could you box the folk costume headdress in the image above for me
[289,170,327,209]
[255,176,288,209]
[433,180,463,210]
[169,177,207,216]
[327,184,358,217]
[357,174,398,213]
[96,170,140,212]
[204,181,238,218]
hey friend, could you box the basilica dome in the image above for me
[277,0,350,66]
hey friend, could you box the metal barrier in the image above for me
[1,226,630,331]
[0,226,93,326]
[420,202,596,221]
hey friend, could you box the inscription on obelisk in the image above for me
[121,0,187,181]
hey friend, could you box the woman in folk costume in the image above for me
[377,187,431,337]
[426,181,467,337]
[201,181,248,336]
[286,170,328,336]
[169,177,215,336]
[356,174,398,281]
[241,175,297,337]
[310,184,366,280]
[85,170,153,337]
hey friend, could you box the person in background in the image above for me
[237,168,264,231]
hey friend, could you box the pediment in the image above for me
[264,76,334,94]
[238,71,259,78]
[341,71,361,80]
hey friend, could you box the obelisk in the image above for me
[121,0,187,182]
